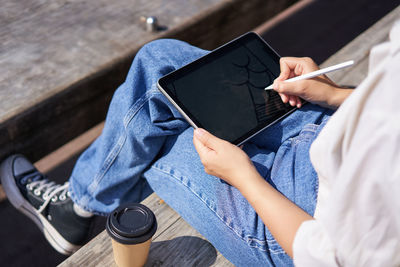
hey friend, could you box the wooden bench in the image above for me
[58,5,400,267]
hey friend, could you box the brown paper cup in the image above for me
[111,239,152,267]
[106,203,157,267]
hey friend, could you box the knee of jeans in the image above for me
[137,39,189,61]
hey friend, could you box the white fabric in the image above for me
[293,21,400,266]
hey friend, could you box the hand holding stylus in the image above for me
[265,60,354,90]
[270,57,355,108]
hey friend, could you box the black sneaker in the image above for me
[0,154,93,255]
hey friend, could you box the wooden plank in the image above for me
[146,217,233,267]
[321,5,400,86]
[256,0,398,65]
[142,196,233,266]
[0,0,296,163]
[58,193,232,267]
[34,122,104,174]
[0,186,5,202]
[254,0,314,35]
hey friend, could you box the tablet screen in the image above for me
[158,32,297,145]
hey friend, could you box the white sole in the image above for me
[1,155,81,255]
[38,209,81,255]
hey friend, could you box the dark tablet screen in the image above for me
[158,32,297,145]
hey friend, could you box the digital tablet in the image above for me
[157,32,297,146]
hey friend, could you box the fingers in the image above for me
[193,128,228,162]
[274,79,306,107]
[277,58,291,81]
[279,92,289,103]
[277,57,299,81]
[193,128,241,179]
[193,130,212,156]
[296,97,303,108]
[274,79,303,95]
[288,95,298,106]
[274,57,309,104]
[277,57,304,80]
[287,94,302,107]
[276,57,318,82]
[193,128,222,150]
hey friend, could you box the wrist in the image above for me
[236,169,270,199]
[326,87,353,108]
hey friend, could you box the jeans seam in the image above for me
[87,89,159,196]
[151,164,285,254]
[246,236,285,253]
[291,123,319,146]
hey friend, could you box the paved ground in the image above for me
[0,1,398,266]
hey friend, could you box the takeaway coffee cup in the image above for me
[106,203,157,267]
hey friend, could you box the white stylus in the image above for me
[265,60,355,90]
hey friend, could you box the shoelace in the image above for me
[23,173,70,213]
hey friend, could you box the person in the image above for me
[1,21,400,266]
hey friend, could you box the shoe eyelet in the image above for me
[26,184,33,190]
[51,196,58,202]
[34,189,41,196]
[59,195,66,201]
[42,195,49,200]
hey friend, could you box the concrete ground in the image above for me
[0,0,398,266]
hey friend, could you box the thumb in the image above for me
[193,128,223,151]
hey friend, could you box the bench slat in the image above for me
[321,5,400,86]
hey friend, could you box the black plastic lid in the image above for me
[106,203,157,244]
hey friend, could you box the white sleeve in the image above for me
[293,112,400,266]
[293,220,339,266]
[292,23,400,266]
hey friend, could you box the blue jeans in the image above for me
[68,39,333,266]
